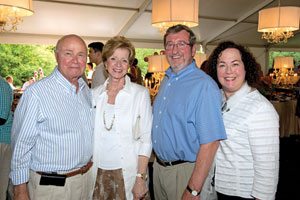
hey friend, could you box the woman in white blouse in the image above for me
[207,41,279,200]
[91,36,152,200]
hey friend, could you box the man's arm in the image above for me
[10,89,40,187]
[14,184,30,200]
[182,140,219,200]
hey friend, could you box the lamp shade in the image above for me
[152,0,199,29]
[274,56,294,70]
[194,53,206,68]
[258,6,300,32]
[148,55,169,72]
[0,0,34,17]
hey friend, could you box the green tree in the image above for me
[0,44,56,87]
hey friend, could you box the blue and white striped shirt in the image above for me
[10,67,93,185]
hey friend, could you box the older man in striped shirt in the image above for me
[10,35,94,200]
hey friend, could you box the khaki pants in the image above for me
[153,160,195,200]
[153,159,217,200]
[28,168,94,200]
[0,143,12,200]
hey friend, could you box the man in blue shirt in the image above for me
[10,35,94,200]
[152,25,227,200]
[0,75,13,200]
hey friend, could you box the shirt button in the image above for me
[163,97,166,100]
[168,83,171,86]
[155,125,158,128]
[159,111,162,114]
[176,77,179,80]
[154,140,156,143]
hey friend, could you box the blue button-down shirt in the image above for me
[10,67,93,185]
[152,61,227,162]
[0,76,13,144]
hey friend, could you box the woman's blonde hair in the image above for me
[102,36,136,65]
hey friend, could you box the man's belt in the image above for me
[36,160,93,178]
[156,157,189,167]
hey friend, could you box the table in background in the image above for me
[272,99,300,137]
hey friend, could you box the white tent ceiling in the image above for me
[0,0,299,49]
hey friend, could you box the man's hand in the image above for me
[14,184,30,200]
[181,189,200,200]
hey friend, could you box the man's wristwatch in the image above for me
[136,173,148,181]
[186,185,200,196]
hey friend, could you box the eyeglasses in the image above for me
[165,41,191,50]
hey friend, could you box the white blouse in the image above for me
[90,76,153,200]
[215,83,279,200]
[96,103,123,170]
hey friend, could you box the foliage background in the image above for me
[0,44,162,87]
[0,44,56,87]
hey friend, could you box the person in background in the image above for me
[207,41,279,200]
[0,75,13,200]
[133,58,143,85]
[151,24,227,200]
[200,60,209,74]
[6,76,17,90]
[91,36,152,200]
[297,62,300,75]
[89,42,108,89]
[128,59,137,83]
[10,34,94,200]
[87,62,94,80]
[21,77,35,90]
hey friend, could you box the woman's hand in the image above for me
[132,178,148,200]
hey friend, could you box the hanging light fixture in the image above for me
[270,57,299,88]
[258,0,300,44]
[0,0,34,32]
[194,53,206,68]
[148,54,169,73]
[152,0,199,34]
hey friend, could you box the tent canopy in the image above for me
[0,0,299,49]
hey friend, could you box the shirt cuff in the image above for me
[10,168,30,185]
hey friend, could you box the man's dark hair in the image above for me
[87,62,93,69]
[88,42,104,52]
[163,24,197,48]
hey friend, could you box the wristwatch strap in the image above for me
[186,185,200,196]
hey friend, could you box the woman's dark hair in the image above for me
[207,41,259,88]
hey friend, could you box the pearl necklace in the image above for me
[103,111,115,131]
